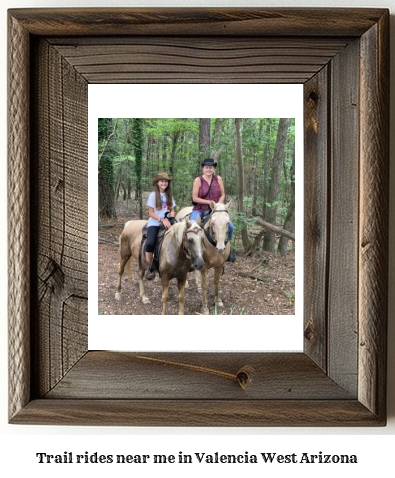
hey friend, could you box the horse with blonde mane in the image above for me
[176,201,231,314]
[115,219,204,315]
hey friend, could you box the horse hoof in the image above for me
[197,287,202,294]
[217,300,224,307]
[142,297,151,305]
[115,292,122,301]
[202,308,209,315]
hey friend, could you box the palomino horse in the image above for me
[176,201,231,314]
[115,219,204,315]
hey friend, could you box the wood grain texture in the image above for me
[11,399,383,427]
[8,13,31,421]
[46,352,354,400]
[49,37,350,84]
[31,39,88,397]
[303,67,329,370]
[7,8,389,426]
[358,12,389,420]
[327,39,359,396]
[8,8,387,37]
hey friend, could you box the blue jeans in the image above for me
[190,209,234,240]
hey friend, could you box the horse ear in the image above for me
[210,200,216,210]
[186,219,192,229]
[225,200,231,210]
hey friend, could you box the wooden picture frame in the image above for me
[8,8,389,426]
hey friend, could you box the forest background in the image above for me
[97,117,296,316]
[98,117,296,256]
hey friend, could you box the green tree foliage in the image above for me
[98,118,296,253]
[263,118,290,252]
[98,118,116,218]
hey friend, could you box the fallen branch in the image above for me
[100,223,116,229]
[238,271,267,282]
[99,237,118,245]
[255,219,295,241]
[249,259,269,272]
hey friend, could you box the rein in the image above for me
[204,209,230,247]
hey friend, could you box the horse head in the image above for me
[207,201,231,253]
[184,220,205,270]
[169,220,205,271]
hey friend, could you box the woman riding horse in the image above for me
[190,158,235,262]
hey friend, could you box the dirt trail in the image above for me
[98,213,295,316]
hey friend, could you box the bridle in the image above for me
[182,226,202,260]
[203,209,230,247]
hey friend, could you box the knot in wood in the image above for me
[308,90,319,103]
[236,365,255,390]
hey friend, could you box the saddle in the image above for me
[138,215,178,274]
[200,208,212,228]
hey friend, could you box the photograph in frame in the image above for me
[89,84,304,352]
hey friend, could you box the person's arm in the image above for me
[169,201,175,217]
[217,176,226,203]
[148,206,161,222]
[148,206,171,228]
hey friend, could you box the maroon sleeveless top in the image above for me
[193,175,221,212]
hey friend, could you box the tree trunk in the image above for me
[132,118,144,219]
[199,118,211,161]
[261,118,272,220]
[162,132,168,172]
[263,118,290,252]
[169,129,180,176]
[235,118,250,251]
[252,119,263,216]
[98,118,117,219]
[278,146,295,255]
[211,118,225,174]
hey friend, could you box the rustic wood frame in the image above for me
[8,8,389,426]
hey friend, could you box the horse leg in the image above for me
[185,270,202,292]
[125,257,133,282]
[138,264,151,305]
[161,277,170,315]
[195,269,202,293]
[201,269,209,315]
[177,277,187,315]
[115,253,130,301]
[214,267,224,308]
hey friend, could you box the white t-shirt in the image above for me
[146,191,176,227]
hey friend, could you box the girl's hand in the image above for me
[163,219,171,229]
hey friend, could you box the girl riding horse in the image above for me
[145,172,176,279]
